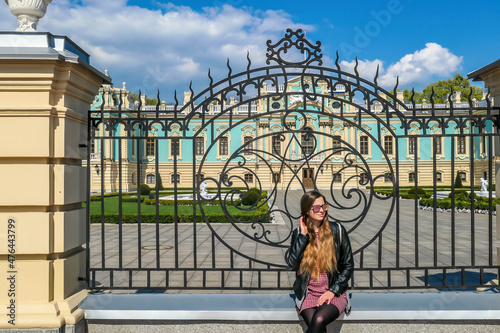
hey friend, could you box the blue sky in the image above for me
[1,0,498,101]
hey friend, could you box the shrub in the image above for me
[449,190,470,201]
[241,189,260,205]
[140,184,151,195]
[454,172,463,188]
[407,186,427,198]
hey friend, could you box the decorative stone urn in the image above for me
[4,0,53,32]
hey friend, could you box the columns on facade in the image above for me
[0,33,108,329]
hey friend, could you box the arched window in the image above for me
[146,139,155,156]
[219,137,228,156]
[409,172,416,182]
[244,173,254,183]
[301,129,314,155]
[384,173,392,182]
[147,174,155,184]
[273,172,281,183]
[332,136,341,155]
[243,137,253,155]
[360,136,369,155]
[459,171,467,182]
[384,136,393,155]
[272,135,281,155]
[171,174,180,184]
[359,173,368,183]
[436,172,443,182]
[457,136,466,154]
[196,137,204,155]
[332,173,342,183]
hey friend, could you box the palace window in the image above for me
[360,136,369,155]
[332,136,341,155]
[301,131,314,155]
[196,137,204,156]
[244,136,253,155]
[436,172,443,182]
[434,136,442,155]
[384,136,393,155]
[384,173,392,182]
[90,140,95,153]
[459,171,467,182]
[457,136,466,154]
[171,173,180,184]
[409,172,415,182]
[219,137,228,156]
[332,173,342,183]
[146,139,155,156]
[131,173,136,185]
[196,173,204,183]
[131,136,136,156]
[273,172,281,183]
[147,174,155,184]
[272,135,281,155]
[171,139,180,156]
[244,173,254,183]
[359,172,368,183]
[408,137,416,155]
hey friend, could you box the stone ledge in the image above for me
[79,292,500,322]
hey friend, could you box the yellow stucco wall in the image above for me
[0,54,105,328]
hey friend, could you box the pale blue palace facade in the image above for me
[88,79,493,192]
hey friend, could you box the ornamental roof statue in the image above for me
[4,0,52,32]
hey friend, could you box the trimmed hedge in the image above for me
[90,192,120,201]
[90,212,269,224]
[420,197,499,211]
[143,198,247,206]
[122,196,144,203]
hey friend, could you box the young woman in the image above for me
[285,190,354,333]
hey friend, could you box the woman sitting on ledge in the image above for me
[285,190,354,333]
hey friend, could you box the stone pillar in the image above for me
[0,32,109,329]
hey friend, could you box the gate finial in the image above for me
[266,28,322,66]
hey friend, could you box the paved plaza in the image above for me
[88,190,499,292]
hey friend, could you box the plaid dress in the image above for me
[299,232,347,315]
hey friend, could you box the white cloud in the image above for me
[0,2,313,97]
[0,2,463,96]
[340,43,463,88]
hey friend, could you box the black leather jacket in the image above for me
[285,221,354,307]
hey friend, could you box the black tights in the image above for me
[300,303,340,333]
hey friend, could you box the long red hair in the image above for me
[299,190,337,280]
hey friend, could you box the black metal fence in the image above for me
[86,29,500,291]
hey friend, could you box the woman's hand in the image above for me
[299,216,308,235]
[316,290,335,306]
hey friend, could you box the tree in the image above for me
[454,172,463,189]
[402,73,483,104]
[129,93,158,106]
[156,173,164,190]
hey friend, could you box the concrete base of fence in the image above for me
[78,292,500,332]
[84,321,500,333]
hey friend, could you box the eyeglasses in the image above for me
[311,204,328,213]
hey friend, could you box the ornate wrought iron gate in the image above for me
[87,29,500,291]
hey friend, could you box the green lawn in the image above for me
[87,195,262,215]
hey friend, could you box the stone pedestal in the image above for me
[0,32,109,329]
